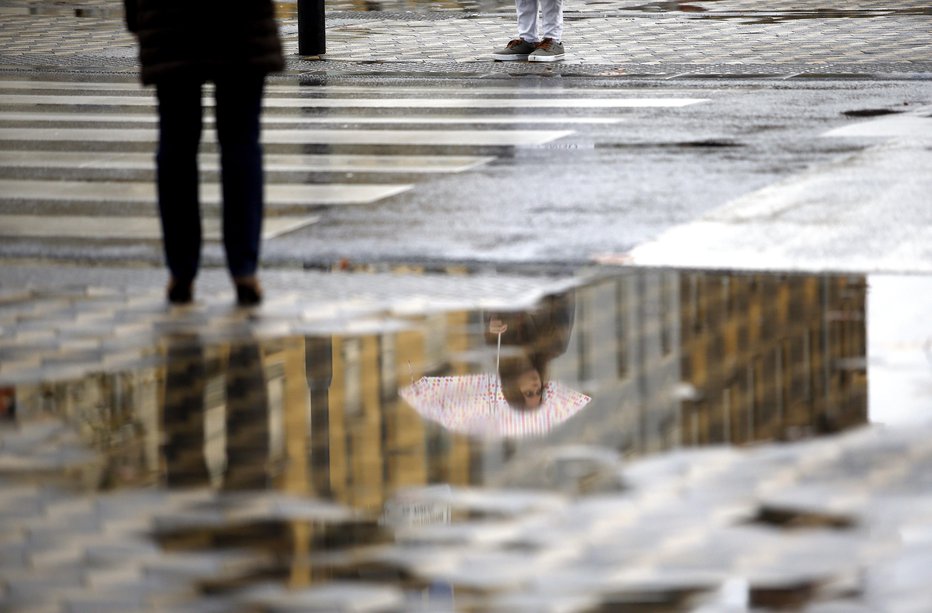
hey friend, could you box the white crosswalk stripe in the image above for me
[0,93,706,109]
[0,151,494,174]
[0,112,627,125]
[0,127,576,146]
[0,78,708,242]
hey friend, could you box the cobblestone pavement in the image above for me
[2,397,931,611]
[0,0,929,75]
[0,266,584,387]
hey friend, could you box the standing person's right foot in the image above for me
[528,38,565,62]
[234,277,263,307]
[491,38,537,61]
[166,278,194,305]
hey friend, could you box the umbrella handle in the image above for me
[492,331,502,413]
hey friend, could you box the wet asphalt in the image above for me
[0,0,930,275]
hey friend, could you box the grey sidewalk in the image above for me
[0,0,930,76]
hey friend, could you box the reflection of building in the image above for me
[550,271,868,456]
[678,273,867,446]
[309,314,475,515]
[535,273,679,456]
[5,270,869,498]
[0,270,869,594]
[9,368,159,489]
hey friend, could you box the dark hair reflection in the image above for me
[498,352,548,410]
[162,335,269,490]
[486,290,575,411]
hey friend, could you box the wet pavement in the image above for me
[2,268,932,611]
[0,0,930,73]
[2,1,932,610]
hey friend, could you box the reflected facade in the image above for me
[9,270,867,499]
[3,270,868,595]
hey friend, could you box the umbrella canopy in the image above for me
[400,373,591,439]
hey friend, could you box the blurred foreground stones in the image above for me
[2,417,931,611]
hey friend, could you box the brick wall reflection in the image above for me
[7,271,868,518]
[676,272,868,447]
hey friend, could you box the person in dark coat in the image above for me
[124,0,285,306]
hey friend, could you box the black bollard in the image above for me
[297,0,326,56]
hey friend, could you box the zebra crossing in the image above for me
[0,78,708,244]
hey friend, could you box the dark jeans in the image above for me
[155,75,266,282]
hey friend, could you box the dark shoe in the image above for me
[234,277,263,307]
[492,38,537,61]
[167,278,194,305]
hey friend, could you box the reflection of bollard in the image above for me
[297,0,326,56]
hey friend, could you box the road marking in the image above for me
[0,180,412,207]
[0,215,320,240]
[0,94,708,109]
[0,151,495,174]
[0,111,625,125]
[0,127,575,147]
[620,141,932,274]
[822,111,932,139]
[0,80,709,244]
[0,79,710,98]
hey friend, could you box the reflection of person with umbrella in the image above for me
[486,290,575,411]
[401,290,589,438]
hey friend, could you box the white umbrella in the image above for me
[400,372,591,439]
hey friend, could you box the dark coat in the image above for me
[124,0,285,85]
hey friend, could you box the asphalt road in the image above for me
[0,0,930,278]
[1,75,929,274]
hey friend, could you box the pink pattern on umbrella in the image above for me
[400,373,591,439]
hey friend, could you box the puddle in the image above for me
[622,1,717,13]
[842,108,905,118]
[2,269,931,610]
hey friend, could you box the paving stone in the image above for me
[0,0,928,76]
[239,581,407,612]
[142,550,274,582]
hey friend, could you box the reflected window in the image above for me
[615,280,628,379]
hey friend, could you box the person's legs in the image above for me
[162,337,209,487]
[539,0,563,42]
[155,79,204,288]
[492,0,541,60]
[529,0,565,62]
[213,75,265,282]
[222,341,270,490]
[515,0,541,43]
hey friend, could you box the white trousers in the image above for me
[515,0,563,43]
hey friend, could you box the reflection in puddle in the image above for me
[402,292,592,438]
[1,270,876,609]
[622,0,714,13]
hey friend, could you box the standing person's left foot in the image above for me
[234,276,263,307]
[528,38,565,62]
